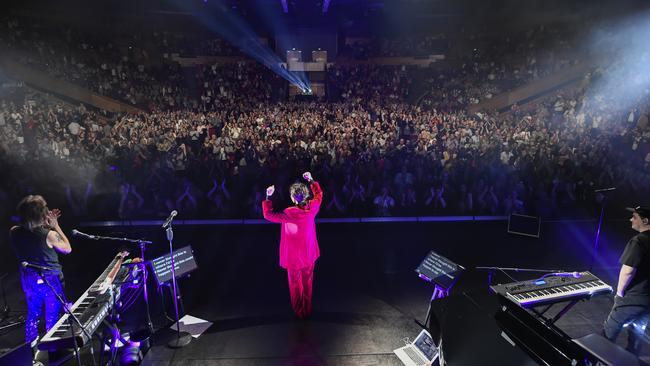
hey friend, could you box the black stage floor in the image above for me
[1,219,649,365]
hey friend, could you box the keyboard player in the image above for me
[9,195,72,347]
[603,205,650,356]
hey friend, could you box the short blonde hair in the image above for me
[290,183,310,206]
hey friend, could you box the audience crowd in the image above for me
[0,17,649,221]
[341,34,449,58]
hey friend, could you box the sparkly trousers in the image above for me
[20,270,65,344]
[287,265,314,318]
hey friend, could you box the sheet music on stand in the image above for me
[415,250,464,291]
[415,250,465,354]
[150,245,198,286]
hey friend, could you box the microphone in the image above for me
[71,229,98,240]
[594,187,616,193]
[22,261,54,272]
[162,210,178,229]
[552,272,583,278]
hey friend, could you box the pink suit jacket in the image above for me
[262,181,322,270]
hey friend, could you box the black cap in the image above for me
[626,206,650,219]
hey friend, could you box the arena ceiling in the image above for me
[3,0,648,35]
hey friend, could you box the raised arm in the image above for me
[207,179,219,199]
[45,209,72,254]
[221,179,231,199]
[118,184,129,218]
[303,172,323,214]
[175,189,188,208]
[130,184,145,208]
[262,185,292,223]
[310,181,323,204]
[185,188,198,209]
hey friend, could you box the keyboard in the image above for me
[491,272,612,308]
[404,346,427,365]
[38,251,130,351]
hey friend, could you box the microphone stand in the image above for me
[0,273,10,322]
[165,223,192,348]
[475,266,565,287]
[590,191,611,272]
[0,273,23,332]
[34,269,96,366]
[138,239,155,337]
[74,233,155,337]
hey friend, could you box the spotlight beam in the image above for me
[176,1,309,92]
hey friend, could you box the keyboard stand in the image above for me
[418,284,450,332]
[547,299,581,325]
[530,296,590,327]
[99,318,126,366]
[99,284,125,366]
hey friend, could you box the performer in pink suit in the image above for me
[263,172,322,318]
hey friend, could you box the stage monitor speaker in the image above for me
[507,214,540,238]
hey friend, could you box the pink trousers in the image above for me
[287,265,314,318]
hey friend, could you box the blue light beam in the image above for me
[176,1,310,92]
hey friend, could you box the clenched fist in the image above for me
[302,172,313,182]
[266,185,275,197]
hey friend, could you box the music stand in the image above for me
[150,245,198,323]
[415,250,464,329]
[164,224,192,348]
[150,246,198,286]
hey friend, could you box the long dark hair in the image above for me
[17,195,48,230]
